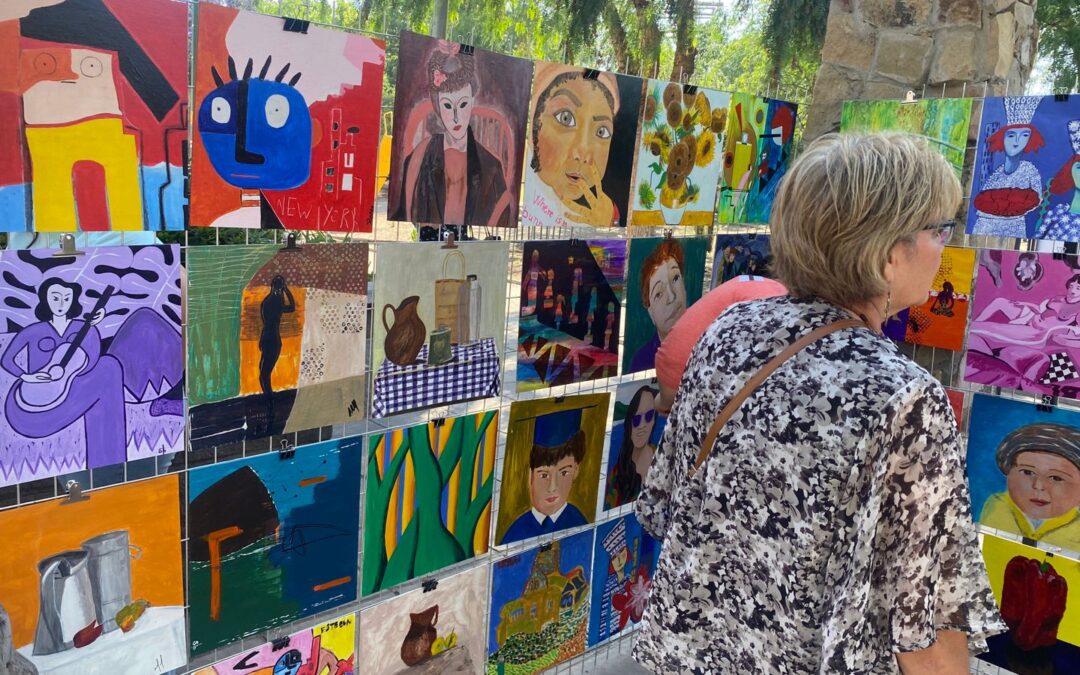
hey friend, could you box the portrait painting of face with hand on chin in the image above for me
[520,63,644,228]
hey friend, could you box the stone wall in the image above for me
[804,0,1039,141]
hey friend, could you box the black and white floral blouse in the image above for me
[634,296,1004,674]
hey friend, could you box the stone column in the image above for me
[803,0,1039,141]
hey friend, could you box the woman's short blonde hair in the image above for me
[770,132,962,307]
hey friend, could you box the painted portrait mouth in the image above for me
[544,495,559,504]
[565,172,583,183]
[1029,499,1050,507]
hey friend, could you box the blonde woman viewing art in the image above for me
[635,133,1004,674]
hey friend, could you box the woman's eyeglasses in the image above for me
[923,220,956,243]
[632,410,655,427]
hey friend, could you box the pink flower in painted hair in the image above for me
[432,69,447,87]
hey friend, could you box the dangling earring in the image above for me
[883,289,892,322]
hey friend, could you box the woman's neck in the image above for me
[1071,189,1080,214]
[1004,154,1021,173]
[842,297,886,334]
[50,316,71,332]
[443,131,467,152]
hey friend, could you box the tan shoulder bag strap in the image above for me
[688,318,865,479]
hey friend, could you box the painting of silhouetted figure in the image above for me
[259,275,295,430]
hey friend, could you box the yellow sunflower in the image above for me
[659,182,680,208]
[694,92,710,122]
[696,130,717,167]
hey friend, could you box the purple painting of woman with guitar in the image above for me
[0,245,184,487]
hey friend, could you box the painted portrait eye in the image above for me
[596,126,612,139]
[459,100,469,109]
[265,94,290,129]
[554,109,576,127]
[80,56,103,78]
[34,53,57,75]
[210,97,231,124]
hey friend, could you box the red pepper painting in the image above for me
[1001,555,1069,650]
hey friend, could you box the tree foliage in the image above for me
[1036,0,1080,92]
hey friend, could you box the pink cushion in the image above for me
[655,277,787,392]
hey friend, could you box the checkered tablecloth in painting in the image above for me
[372,337,501,417]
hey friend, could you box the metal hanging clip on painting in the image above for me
[1037,395,1058,413]
[901,91,918,104]
[281,17,310,33]
[458,42,475,56]
[1055,94,1070,103]
[279,439,295,460]
[422,579,439,593]
[682,83,698,96]
[61,480,90,505]
[441,232,458,249]
[583,68,600,81]
[53,233,84,258]
[280,232,302,252]
[271,636,291,650]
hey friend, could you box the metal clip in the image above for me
[441,231,458,249]
[583,68,601,81]
[553,396,565,404]
[53,233,84,258]
[279,439,295,460]
[61,480,90,505]
[422,578,439,593]
[1022,536,1038,548]
[280,232,302,252]
[901,90,918,104]
[1054,93,1070,103]
[538,542,553,553]
[458,43,475,56]
[271,635,291,650]
[432,417,446,428]
[1037,395,1058,413]
[682,83,697,96]
[282,17,309,33]
[663,228,674,239]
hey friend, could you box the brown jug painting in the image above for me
[400,604,439,666]
[383,296,426,366]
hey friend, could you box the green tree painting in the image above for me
[363,411,498,594]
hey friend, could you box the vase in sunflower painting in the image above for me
[630,81,729,227]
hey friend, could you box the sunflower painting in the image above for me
[629,80,731,227]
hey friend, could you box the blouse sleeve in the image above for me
[874,379,1006,654]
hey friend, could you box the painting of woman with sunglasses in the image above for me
[605,384,664,509]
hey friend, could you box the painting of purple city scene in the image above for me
[965,250,1080,398]
[517,239,627,391]
[0,245,183,487]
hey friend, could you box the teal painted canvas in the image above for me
[622,236,709,374]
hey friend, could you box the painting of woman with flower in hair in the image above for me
[387,31,532,228]
[1036,120,1080,241]
[629,81,730,227]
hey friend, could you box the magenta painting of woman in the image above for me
[1036,119,1080,241]
[0,246,184,487]
[387,31,532,228]
[965,250,1080,398]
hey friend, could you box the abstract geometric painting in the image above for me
[363,411,497,594]
[358,564,488,675]
[603,381,667,510]
[187,243,368,448]
[630,80,729,227]
[840,98,972,177]
[977,535,1080,673]
[187,437,362,655]
[194,614,355,675]
[964,251,1080,399]
[388,31,532,228]
[517,239,626,391]
[711,233,773,287]
[967,393,1080,560]
[488,530,593,674]
[494,394,608,546]
[622,236,708,374]
[588,514,661,647]
[717,94,798,225]
[521,63,643,228]
[0,475,186,674]
[967,96,1080,240]
[0,245,184,488]
[882,246,976,351]
[370,242,509,418]
[191,3,385,231]
[0,0,188,232]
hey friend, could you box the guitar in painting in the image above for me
[15,286,115,412]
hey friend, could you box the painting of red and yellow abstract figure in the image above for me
[0,0,188,232]
[190,3,384,231]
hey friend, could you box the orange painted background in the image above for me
[0,475,183,647]
[238,286,305,395]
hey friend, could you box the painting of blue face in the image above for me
[197,56,312,190]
